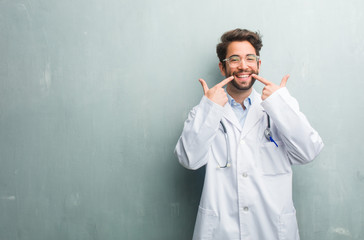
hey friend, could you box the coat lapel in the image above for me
[223,103,242,132]
[241,89,265,138]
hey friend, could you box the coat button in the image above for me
[242,172,248,178]
[240,139,245,145]
[243,207,249,212]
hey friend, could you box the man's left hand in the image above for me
[252,74,290,100]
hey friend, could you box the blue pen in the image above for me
[269,136,278,147]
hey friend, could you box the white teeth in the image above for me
[236,75,249,78]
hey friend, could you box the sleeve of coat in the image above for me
[261,87,324,165]
[174,96,226,170]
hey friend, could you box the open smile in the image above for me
[234,72,252,80]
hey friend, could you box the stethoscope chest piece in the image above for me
[264,114,278,147]
[264,128,272,140]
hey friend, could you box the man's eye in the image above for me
[230,57,240,62]
[246,56,256,61]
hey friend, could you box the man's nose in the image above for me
[237,58,248,69]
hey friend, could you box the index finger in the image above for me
[251,74,271,86]
[215,76,234,88]
[280,74,290,87]
[198,78,209,94]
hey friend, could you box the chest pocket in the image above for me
[259,141,291,175]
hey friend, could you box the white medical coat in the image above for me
[175,88,324,240]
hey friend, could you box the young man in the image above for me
[175,29,324,240]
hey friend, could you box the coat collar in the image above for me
[223,89,265,137]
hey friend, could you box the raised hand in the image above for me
[199,76,234,106]
[252,74,290,100]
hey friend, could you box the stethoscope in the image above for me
[218,113,278,168]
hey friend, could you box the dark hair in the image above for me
[216,29,263,68]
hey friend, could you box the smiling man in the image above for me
[175,29,324,240]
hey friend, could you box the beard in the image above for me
[227,69,259,91]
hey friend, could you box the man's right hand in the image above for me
[198,76,234,106]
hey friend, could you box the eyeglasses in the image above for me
[223,54,260,68]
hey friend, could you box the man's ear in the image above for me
[218,62,226,77]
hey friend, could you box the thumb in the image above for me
[280,74,290,87]
[199,79,209,94]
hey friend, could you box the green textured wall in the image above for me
[0,0,363,239]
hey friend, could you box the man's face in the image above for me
[219,41,261,91]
